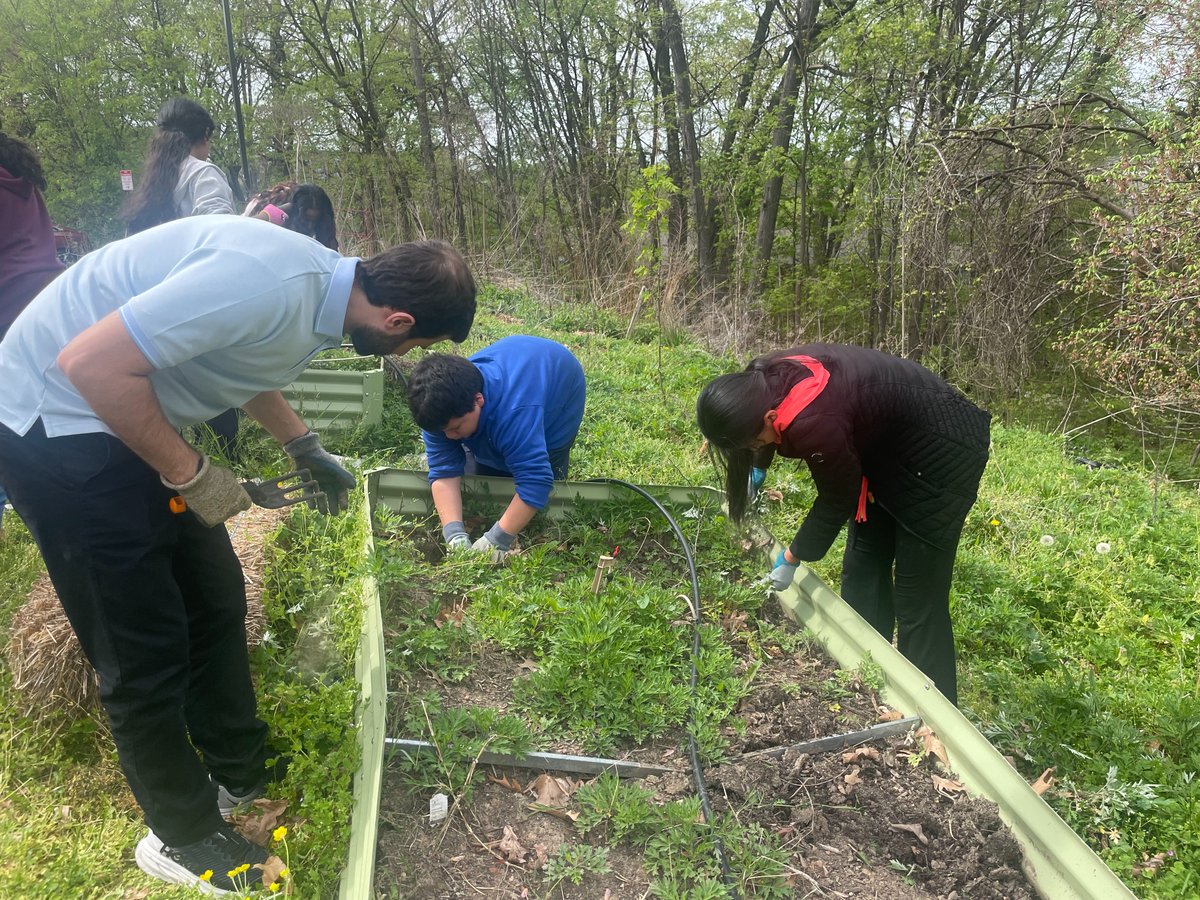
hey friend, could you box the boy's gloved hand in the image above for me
[284,430,356,514]
[471,522,516,563]
[769,548,798,591]
[442,521,472,551]
[163,455,251,527]
[750,467,767,490]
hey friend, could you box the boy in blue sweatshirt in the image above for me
[407,334,586,559]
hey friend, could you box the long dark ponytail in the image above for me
[122,97,215,234]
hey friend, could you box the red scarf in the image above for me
[769,354,870,523]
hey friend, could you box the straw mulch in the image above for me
[5,505,288,716]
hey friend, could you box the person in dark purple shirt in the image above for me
[0,132,66,537]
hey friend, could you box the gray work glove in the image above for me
[163,455,251,527]
[442,520,472,552]
[769,549,799,591]
[283,430,356,515]
[471,522,516,563]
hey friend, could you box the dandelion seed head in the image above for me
[1040,534,1055,546]
[1096,541,1111,554]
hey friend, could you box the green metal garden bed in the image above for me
[337,468,1135,900]
[282,361,385,432]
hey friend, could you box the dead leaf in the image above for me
[1031,767,1056,796]
[528,802,580,822]
[121,890,153,899]
[876,709,904,722]
[721,610,749,632]
[931,774,966,796]
[486,825,527,863]
[764,489,784,502]
[434,603,465,628]
[698,438,709,458]
[838,766,862,796]
[841,747,881,764]
[889,822,929,845]
[517,658,538,672]
[230,798,289,847]
[916,726,950,767]
[488,772,523,793]
[57,805,70,820]
[526,773,575,807]
[1132,852,1169,877]
[529,844,550,871]
[256,854,287,887]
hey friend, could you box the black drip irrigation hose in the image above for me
[585,478,739,899]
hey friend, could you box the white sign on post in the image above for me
[120,170,133,191]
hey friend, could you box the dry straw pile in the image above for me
[5,505,287,716]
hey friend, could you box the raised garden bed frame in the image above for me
[335,468,1136,900]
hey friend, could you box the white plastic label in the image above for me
[429,792,448,825]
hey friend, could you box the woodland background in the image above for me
[1,0,1198,457]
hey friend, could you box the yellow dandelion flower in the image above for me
[199,870,214,882]
[989,518,1000,526]
[279,868,289,878]
[273,825,288,842]
[269,884,281,893]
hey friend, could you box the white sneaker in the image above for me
[135,823,268,894]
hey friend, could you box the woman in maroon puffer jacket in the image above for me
[697,343,991,705]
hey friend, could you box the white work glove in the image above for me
[442,521,472,552]
[471,522,516,563]
[283,430,356,515]
[769,549,799,591]
[162,455,251,527]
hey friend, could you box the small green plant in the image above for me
[543,842,611,885]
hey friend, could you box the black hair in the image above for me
[696,356,807,523]
[244,181,339,250]
[286,184,339,250]
[0,133,48,191]
[406,353,484,431]
[122,97,217,234]
[356,240,476,342]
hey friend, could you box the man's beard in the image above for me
[349,325,403,355]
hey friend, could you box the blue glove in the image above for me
[283,430,356,514]
[471,522,516,563]
[750,467,767,490]
[442,520,472,551]
[770,549,798,591]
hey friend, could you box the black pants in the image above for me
[840,508,961,704]
[464,444,573,480]
[0,421,267,846]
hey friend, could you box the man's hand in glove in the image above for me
[442,521,472,552]
[283,430,356,514]
[163,455,251,527]
[471,522,516,563]
[769,548,799,591]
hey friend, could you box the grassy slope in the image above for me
[0,282,1195,896]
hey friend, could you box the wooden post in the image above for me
[591,555,616,595]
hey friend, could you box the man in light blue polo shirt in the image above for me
[0,215,475,894]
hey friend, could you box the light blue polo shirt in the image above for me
[0,216,358,437]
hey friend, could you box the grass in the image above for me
[1,279,1196,895]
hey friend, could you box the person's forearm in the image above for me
[58,314,199,484]
[242,391,310,444]
[497,494,539,536]
[431,477,464,526]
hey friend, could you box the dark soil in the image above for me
[372,521,1037,899]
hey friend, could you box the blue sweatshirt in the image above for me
[423,335,586,508]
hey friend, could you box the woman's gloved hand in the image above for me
[769,548,798,591]
[283,430,356,514]
[750,466,767,490]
